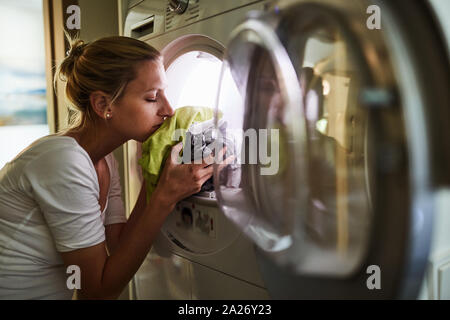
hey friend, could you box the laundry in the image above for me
[183,116,234,192]
[139,106,233,201]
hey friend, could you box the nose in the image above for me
[158,94,175,119]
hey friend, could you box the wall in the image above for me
[78,0,119,40]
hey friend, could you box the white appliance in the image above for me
[123,0,271,300]
[123,0,450,299]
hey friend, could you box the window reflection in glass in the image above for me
[298,27,371,256]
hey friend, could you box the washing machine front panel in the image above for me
[153,34,267,286]
[214,0,450,298]
[153,32,257,259]
[133,248,192,299]
[125,0,270,298]
[124,0,268,214]
[124,0,267,42]
[133,247,269,299]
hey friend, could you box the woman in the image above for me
[0,36,227,299]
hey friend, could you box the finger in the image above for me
[197,155,235,188]
[197,164,214,179]
[172,141,183,153]
[202,146,228,167]
[198,170,214,186]
[170,142,183,164]
[198,154,234,180]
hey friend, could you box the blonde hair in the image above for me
[55,34,161,132]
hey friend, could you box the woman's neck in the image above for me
[63,123,127,166]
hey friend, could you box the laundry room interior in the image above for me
[0,0,449,300]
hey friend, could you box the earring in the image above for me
[106,113,112,119]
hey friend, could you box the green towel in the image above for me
[138,106,216,202]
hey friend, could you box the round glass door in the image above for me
[215,8,377,276]
[212,0,447,299]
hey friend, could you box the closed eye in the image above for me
[146,98,157,103]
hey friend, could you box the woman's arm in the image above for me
[61,186,172,300]
[105,182,146,255]
[105,224,124,255]
[60,143,231,299]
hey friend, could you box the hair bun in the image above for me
[56,38,87,83]
[66,39,87,59]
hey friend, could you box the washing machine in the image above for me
[122,0,450,299]
[122,0,271,299]
[210,0,450,299]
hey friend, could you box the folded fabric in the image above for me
[138,106,217,202]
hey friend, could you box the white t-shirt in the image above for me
[0,135,127,299]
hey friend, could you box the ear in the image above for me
[89,91,112,120]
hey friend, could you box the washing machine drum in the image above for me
[213,0,450,298]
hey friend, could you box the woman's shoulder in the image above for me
[17,135,94,175]
[31,135,88,158]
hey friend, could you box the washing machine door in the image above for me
[213,0,450,298]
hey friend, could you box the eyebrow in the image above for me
[145,84,168,92]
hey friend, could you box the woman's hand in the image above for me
[152,142,233,210]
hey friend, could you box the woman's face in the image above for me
[112,59,174,142]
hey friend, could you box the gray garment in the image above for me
[183,120,236,192]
